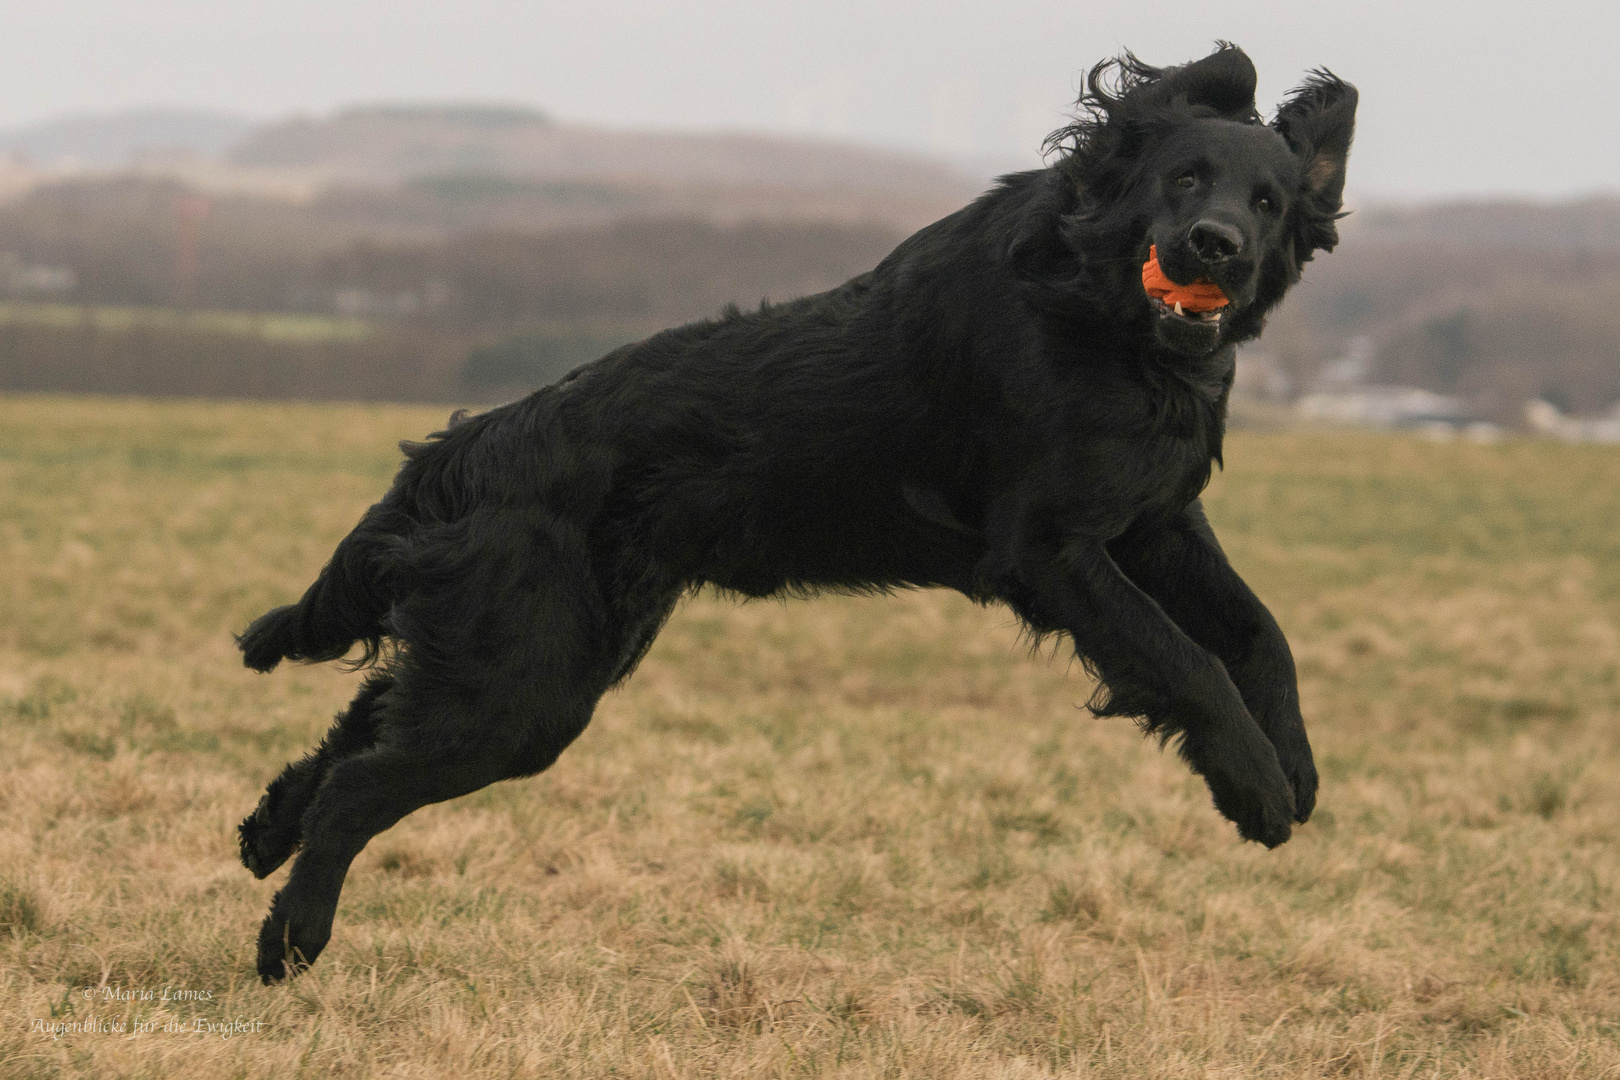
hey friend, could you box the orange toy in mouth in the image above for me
[1141,245,1229,314]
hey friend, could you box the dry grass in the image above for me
[2,394,1619,1078]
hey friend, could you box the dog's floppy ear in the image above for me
[1273,72,1358,255]
[1047,44,1262,196]
[1150,43,1259,119]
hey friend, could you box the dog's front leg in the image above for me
[1009,534,1296,847]
[1107,501,1316,823]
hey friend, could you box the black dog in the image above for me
[236,44,1355,982]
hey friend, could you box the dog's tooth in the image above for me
[1174,301,1184,316]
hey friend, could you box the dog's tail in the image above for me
[239,406,511,673]
[237,507,402,673]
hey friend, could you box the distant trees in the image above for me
[0,319,465,402]
[0,177,901,327]
[0,177,901,402]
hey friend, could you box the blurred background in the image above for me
[0,0,1616,437]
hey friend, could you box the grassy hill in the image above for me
[3,395,1620,1077]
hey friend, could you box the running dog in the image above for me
[236,44,1356,981]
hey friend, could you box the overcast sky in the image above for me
[0,0,1613,201]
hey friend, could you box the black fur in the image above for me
[237,44,1356,982]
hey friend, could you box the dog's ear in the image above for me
[1273,72,1358,255]
[1048,45,1262,191]
[1151,44,1259,118]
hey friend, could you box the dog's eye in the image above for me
[1175,174,1196,190]
[1255,195,1274,213]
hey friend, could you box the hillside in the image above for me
[230,104,980,200]
[0,103,983,234]
[1251,198,1620,421]
[0,108,256,167]
[1351,196,1620,251]
[0,176,905,402]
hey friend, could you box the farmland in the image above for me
[2,394,1620,1077]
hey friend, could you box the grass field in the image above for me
[2,394,1620,1078]
[0,302,375,342]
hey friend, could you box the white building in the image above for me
[1524,399,1620,444]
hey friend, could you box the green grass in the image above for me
[0,302,375,342]
[1,394,1619,1077]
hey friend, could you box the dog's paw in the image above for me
[1212,775,1294,848]
[238,794,300,880]
[1179,721,1296,848]
[237,605,296,673]
[1196,749,1296,849]
[1257,713,1318,825]
[255,900,328,985]
[255,919,303,984]
[1280,746,1318,824]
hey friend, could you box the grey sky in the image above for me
[0,0,1612,200]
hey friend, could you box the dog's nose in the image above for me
[1188,220,1244,264]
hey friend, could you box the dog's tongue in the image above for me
[1142,245,1229,313]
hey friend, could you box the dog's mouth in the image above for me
[1141,244,1231,352]
[1148,295,1226,326]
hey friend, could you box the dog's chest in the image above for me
[1111,384,1225,526]
[1139,431,1218,513]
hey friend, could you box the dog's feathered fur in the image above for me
[237,44,1356,982]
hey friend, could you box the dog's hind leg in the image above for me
[254,663,612,982]
[238,672,392,880]
[251,541,642,982]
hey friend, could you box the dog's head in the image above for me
[1047,45,1357,357]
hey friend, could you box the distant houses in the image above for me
[1294,384,1472,430]
[1524,399,1620,444]
[1233,340,1620,443]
